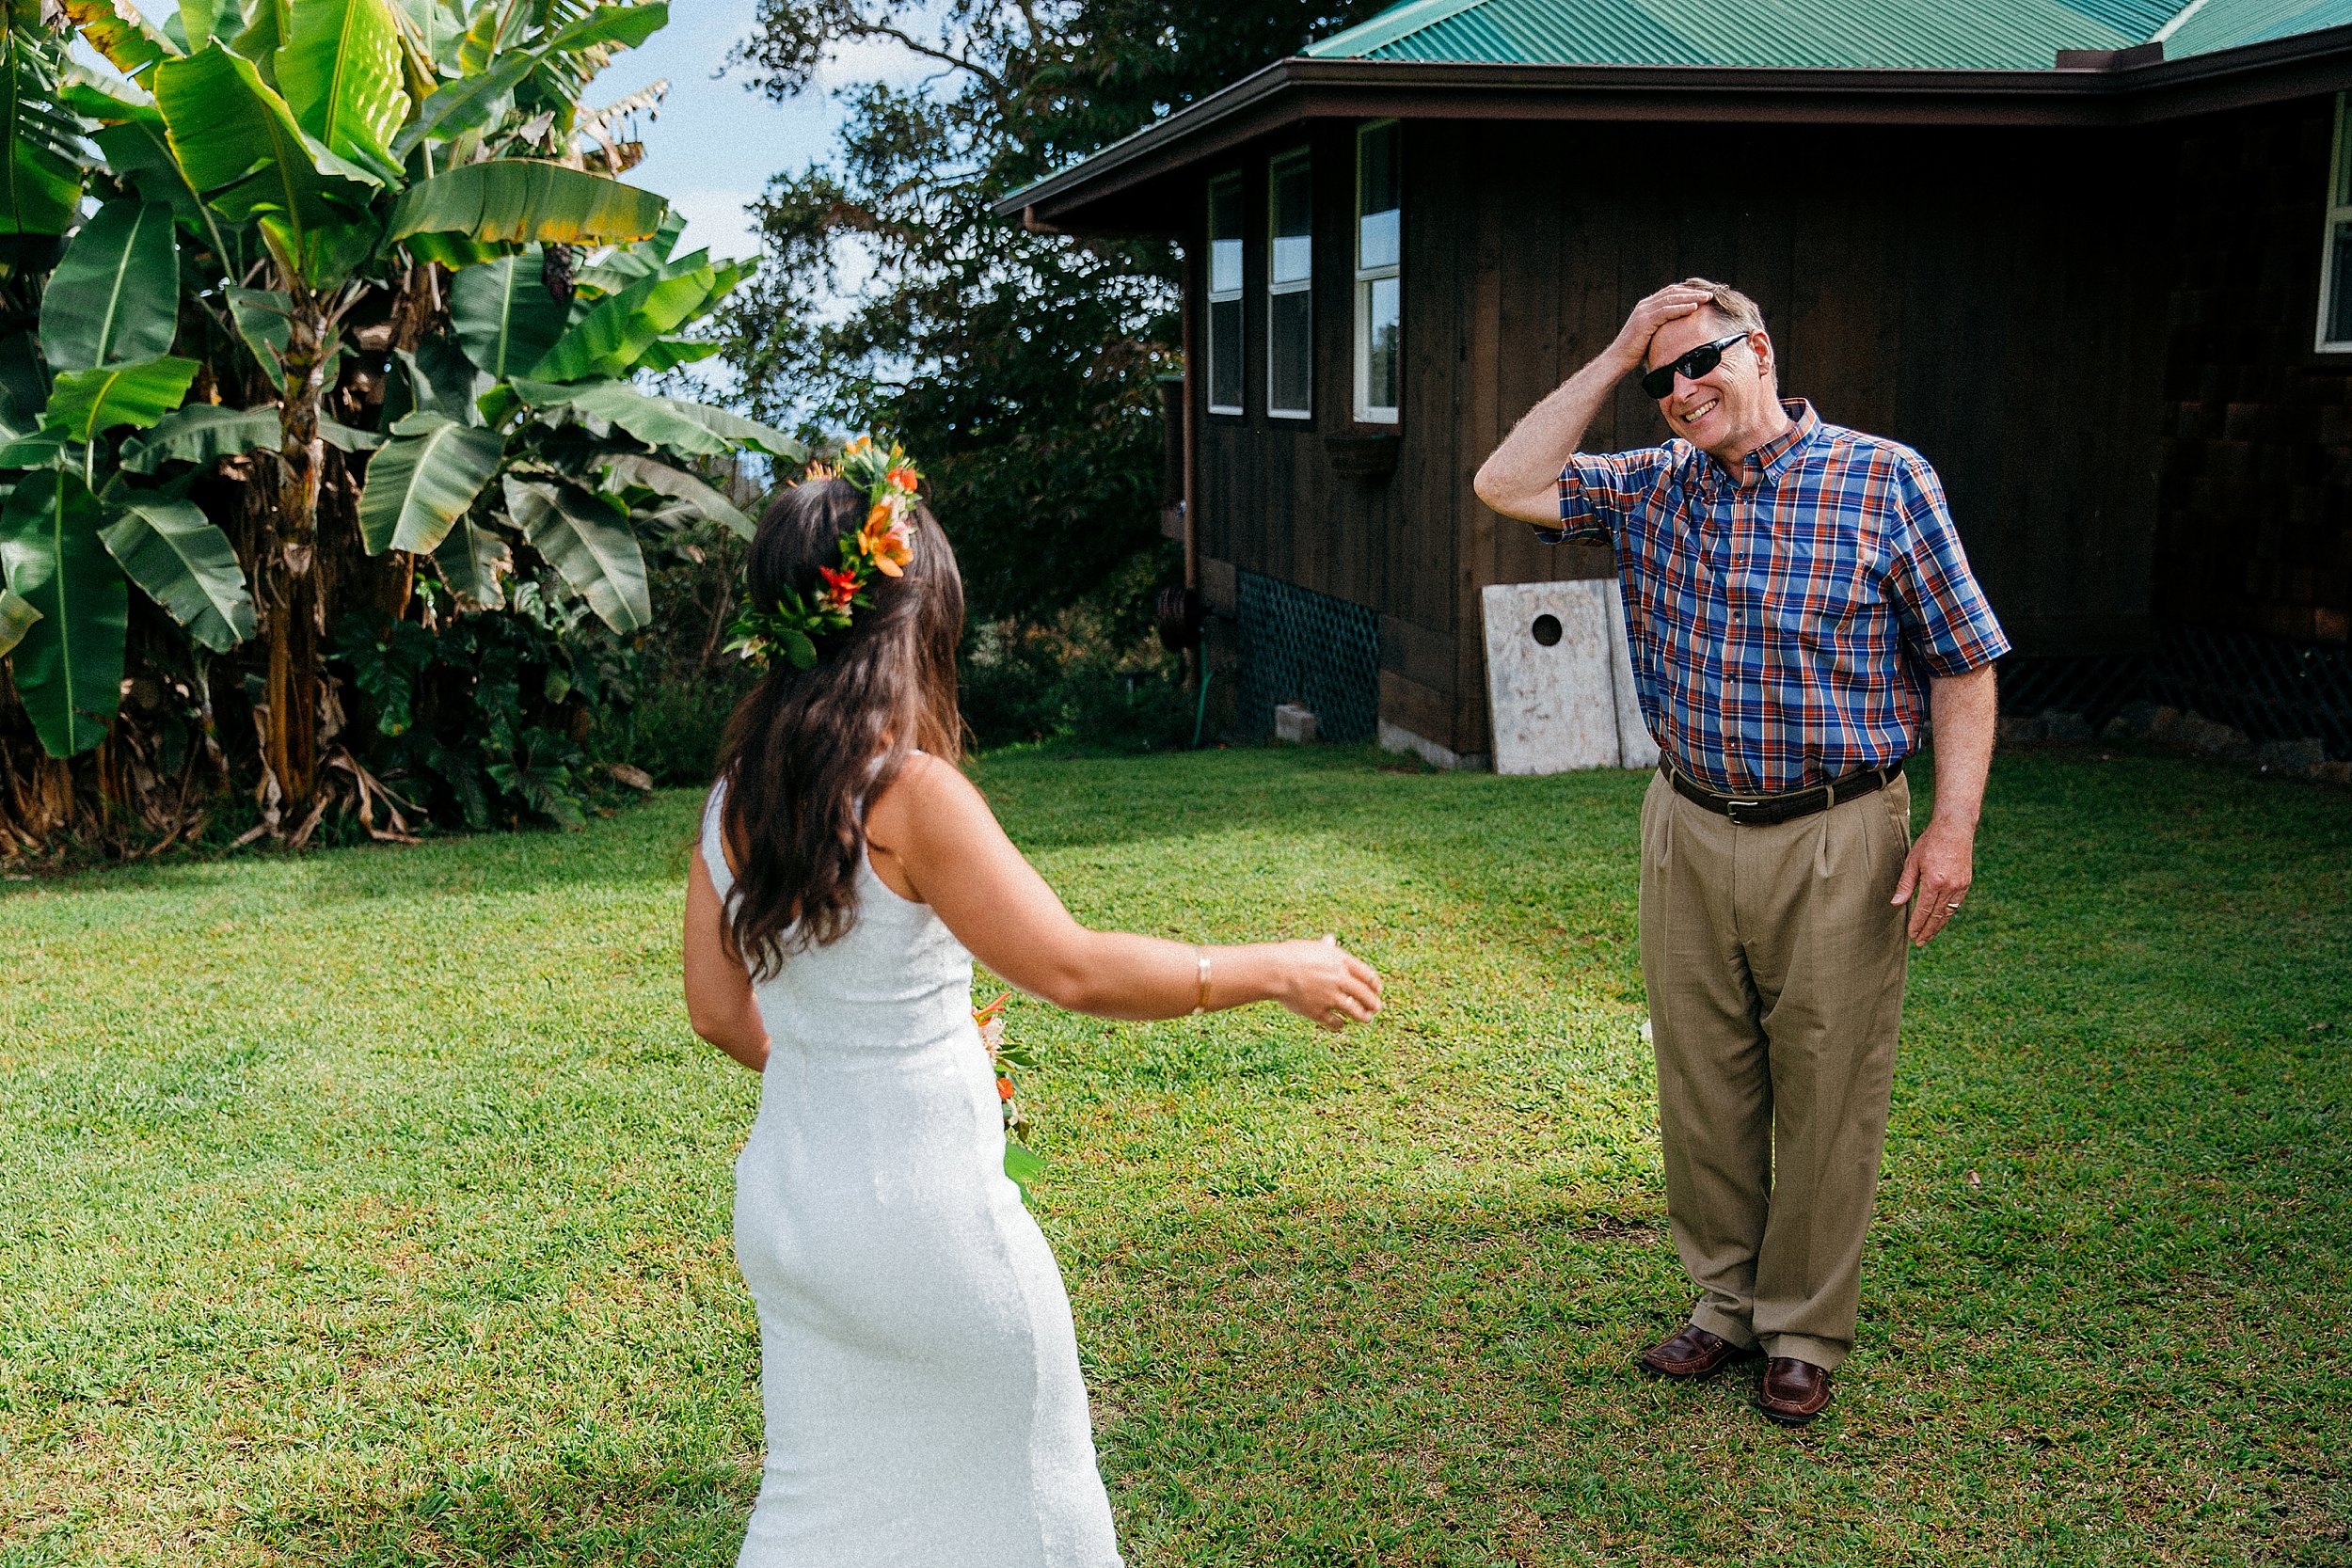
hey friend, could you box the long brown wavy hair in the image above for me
[714,476,963,978]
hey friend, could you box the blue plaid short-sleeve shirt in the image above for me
[1542,399,2010,796]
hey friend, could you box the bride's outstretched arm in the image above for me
[867,754,1383,1030]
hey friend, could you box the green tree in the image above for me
[0,0,798,844]
[719,0,1387,626]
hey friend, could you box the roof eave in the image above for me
[993,24,2352,230]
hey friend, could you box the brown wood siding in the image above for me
[1195,115,2177,752]
[2151,96,2352,646]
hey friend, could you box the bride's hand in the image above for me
[1271,935,1384,1032]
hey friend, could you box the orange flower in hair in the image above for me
[724,436,927,670]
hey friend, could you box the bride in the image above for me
[681,441,1384,1566]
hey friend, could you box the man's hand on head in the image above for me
[1611,285,1718,373]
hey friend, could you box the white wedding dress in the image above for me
[702,784,1124,1567]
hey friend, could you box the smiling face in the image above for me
[1645,308,1787,467]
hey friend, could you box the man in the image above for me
[1473,279,2006,1426]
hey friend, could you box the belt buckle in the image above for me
[1724,796,1765,825]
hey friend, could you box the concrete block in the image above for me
[1273,703,1318,744]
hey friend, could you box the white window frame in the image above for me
[1205,171,1246,416]
[2318,93,2352,352]
[1265,147,1313,421]
[1353,119,1401,424]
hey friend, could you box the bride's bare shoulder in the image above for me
[866,751,986,846]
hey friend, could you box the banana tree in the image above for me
[355,218,800,631]
[0,175,262,756]
[34,0,679,809]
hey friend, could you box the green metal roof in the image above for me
[1302,0,2352,68]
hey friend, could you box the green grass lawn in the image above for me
[3,745,2347,1566]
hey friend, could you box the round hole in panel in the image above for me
[1531,613,1563,647]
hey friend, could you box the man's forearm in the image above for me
[1926,665,1997,827]
[1472,349,1631,523]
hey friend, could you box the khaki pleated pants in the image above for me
[1638,768,1914,1371]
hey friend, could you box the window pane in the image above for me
[2330,222,2352,344]
[1211,237,1243,297]
[1270,152,1311,286]
[1358,122,1399,232]
[2338,98,2352,209]
[1209,297,1243,411]
[1366,275,1400,412]
[1359,209,1399,273]
[1209,175,1241,241]
[1270,289,1311,415]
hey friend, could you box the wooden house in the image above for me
[996,0,2352,767]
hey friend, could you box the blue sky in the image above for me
[593,1,921,265]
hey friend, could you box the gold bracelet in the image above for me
[1192,947,1211,1015]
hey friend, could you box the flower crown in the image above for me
[726,436,924,670]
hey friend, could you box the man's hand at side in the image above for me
[1473,283,1716,525]
[1891,664,1997,946]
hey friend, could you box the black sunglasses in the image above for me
[1639,332,1750,399]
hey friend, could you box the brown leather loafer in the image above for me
[1756,1356,1833,1425]
[1639,1323,1755,1381]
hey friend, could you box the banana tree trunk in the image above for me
[263,291,329,815]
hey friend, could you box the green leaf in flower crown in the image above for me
[387,159,665,254]
[41,356,200,440]
[357,410,504,555]
[501,474,648,633]
[0,467,128,756]
[274,0,409,182]
[450,248,568,380]
[40,199,181,372]
[99,491,253,651]
[0,586,40,658]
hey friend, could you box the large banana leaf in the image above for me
[42,356,199,439]
[0,585,39,657]
[429,510,508,607]
[539,2,666,55]
[99,491,252,650]
[450,249,567,379]
[358,410,503,554]
[119,402,380,472]
[85,103,219,243]
[60,0,178,79]
[0,467,128,756]
[644,395,803,460]
[151,44,380,283]
[40,199,181,372]
[389,44,532,157]
[511,376,726,457]
[0,330,47,441]
[524,262,716,382]
[386,159,664,250]
[275,0,408,181]
[229,0,286,85]
[600,451,752,539]
[502,474,646,632]
[1,32,87,238]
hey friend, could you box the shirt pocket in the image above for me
[1762,534,1881,659]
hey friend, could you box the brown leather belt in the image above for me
[1661,758,1899,827]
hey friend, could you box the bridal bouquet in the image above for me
[977,993,1047,1199]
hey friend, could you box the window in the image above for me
[2320,94,2352,351]
[1354,120,1401,423]
[1266,149,1312,419]
[1206,173,1245,414]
